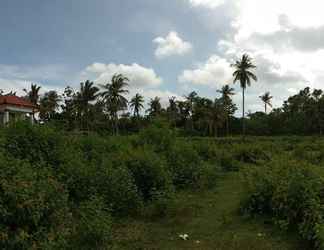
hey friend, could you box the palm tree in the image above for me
[217,85,236,136]
[167,96,178,127]
[24,83,41,105]
[77,80,99,130]
[184,91,198,132]
[100,74,129,135]
[130,93,144,117]
[259,92,273,113]
[23,83,41,121]
[39,91,62,121]
[232,54,258,136]
[147,97,162,117]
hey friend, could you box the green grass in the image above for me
[111,172,309,249]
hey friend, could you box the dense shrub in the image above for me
[120,148,174,202]
[241,158,324,248]
[3,122,62,166]
[136,122,174,152]
[0,154,71,250]
[167,141,203,188]
[68,197,112,250]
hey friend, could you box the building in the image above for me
[0,95,37,126]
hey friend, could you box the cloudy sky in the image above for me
[1,0,323,112]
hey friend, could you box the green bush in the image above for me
[121,148,174,202]
[68,197,112,250]
[241,158,324,248]
[167,141,202,188]
[136,122,174,152]
[0,155,71,250]
[3,122,62,166]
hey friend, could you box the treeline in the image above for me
[4,54,324,136]
[17,81,324,136]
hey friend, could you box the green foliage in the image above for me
[69,197,112,250]
[137,121,174,151]
[242,157,324,248]
[167,140,202,188]
[121,148,174,202]
[3,122,62,166]
[0,154,71,250]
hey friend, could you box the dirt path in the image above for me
[112,172,306,250]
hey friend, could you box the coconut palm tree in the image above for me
[167,96,178,127]
[184,91,198,132]
[39,91,62,121]
[130,93,144,117]
[217,85,236,136]
[24,83,41,105]
[23,83,42,121]
[77,80,99,130]
[147,97,162,117]
[100,74,129,134]
[259,92,273,113]
[232,54,258,136]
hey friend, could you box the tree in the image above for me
[77,80,99,131]
[130,93,144,117]
[167,96,178,127]
[39,91,61,122]
[217,85,237,136]
[206,99,226,137]
[100,74,129,135]
[147,97,162,117]
[232,54,258,136]
[24,83,41,105]
[23,83,42,121]
[184,91,198,132]
[259,92,273,113]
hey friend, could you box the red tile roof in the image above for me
[0,95,37,109]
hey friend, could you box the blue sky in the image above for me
[1,0,324,112]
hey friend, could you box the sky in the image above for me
[1,0,324,113]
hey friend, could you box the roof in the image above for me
[0,95,37,109]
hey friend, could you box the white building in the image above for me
[0,95,37,126]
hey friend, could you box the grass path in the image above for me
[112,172,308,250]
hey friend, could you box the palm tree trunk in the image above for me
[265,103,267,114]
[226,115,229,137]
[242,87,246,136]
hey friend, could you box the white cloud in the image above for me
[187,0,225,9]
[85,63,163,88]
[178,55,232,88]
[153,31,192,59]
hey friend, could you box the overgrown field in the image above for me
[1,122,324,249]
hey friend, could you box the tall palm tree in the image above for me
[184,91,198,132]
[217,85,235,136]
[147,97,162,117]
[259,92,273,113]
[167,96,178,127]
[130,93,144,117]
[100,74,129,135]
[23,83,42,121]
[24,83,41,105]
[39,91,62,121]
[232,54,258,136]
[77,80,99,130]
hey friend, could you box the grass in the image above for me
[111,171,309,249]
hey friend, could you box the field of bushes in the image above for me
[2,122,324,249]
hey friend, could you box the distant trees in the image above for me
[218,85,237,136]
[100,74,129,135]
[232,54,257,136]
[147,97,162,117]
[39,91,61,121]
[130,93,144,117]
[13,53,324,136]
[259,92,273,113]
